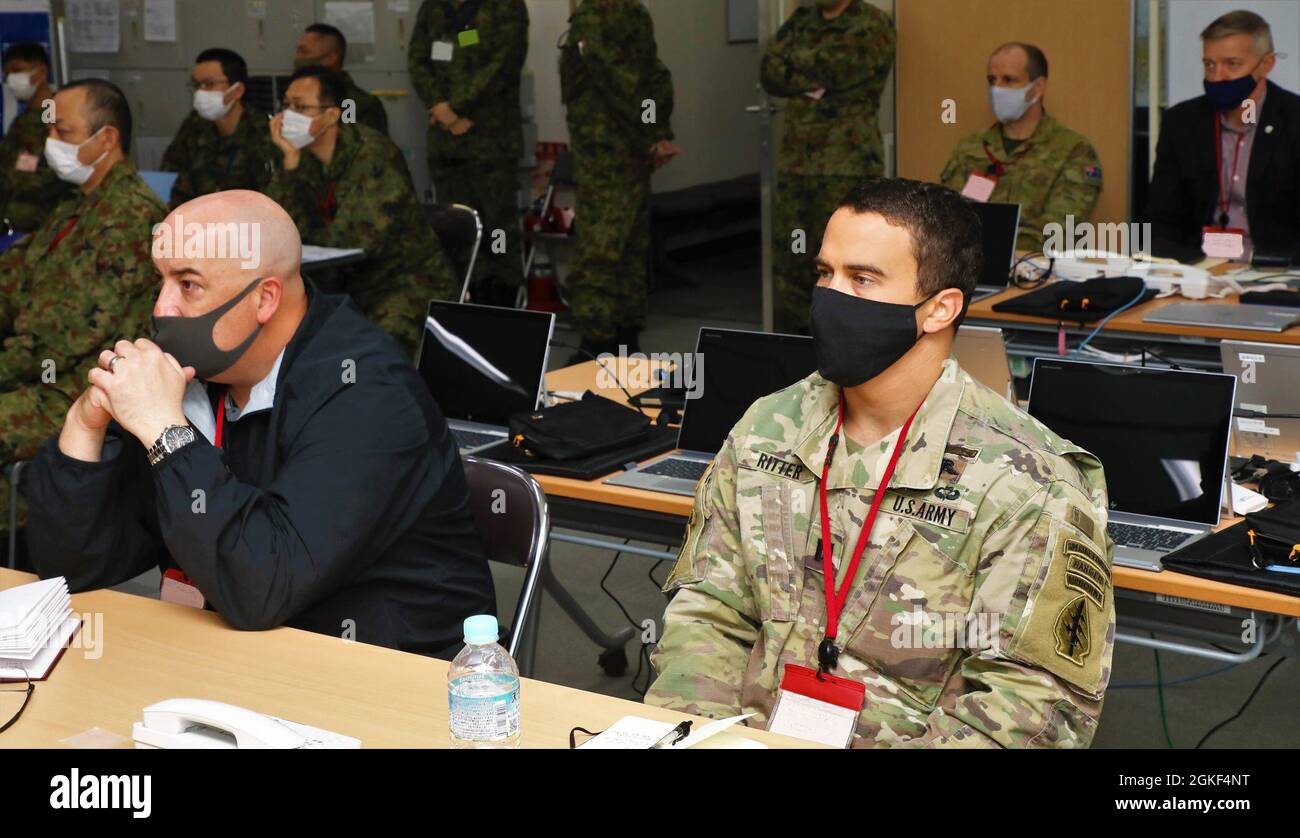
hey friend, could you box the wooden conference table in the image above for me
[0,569,807,749]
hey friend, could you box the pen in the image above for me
[649,720,691,749]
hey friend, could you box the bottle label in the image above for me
[449,674,521,742]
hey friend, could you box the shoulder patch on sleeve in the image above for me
[1007,521,1111,697]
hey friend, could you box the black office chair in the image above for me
[429,203,484,305]
[461,456,548,676]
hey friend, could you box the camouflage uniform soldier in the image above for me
[294,23,390,135]
[560,0,678,355]
[0,80,164,527]
[409,0,529,305]
[0,42,73,232]
[939,43,1102,252]
[161,49,277,208]
[648,180,1114,748]
[266,66,456,356]
[761,0,895,334]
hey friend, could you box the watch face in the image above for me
[163,426,196,451]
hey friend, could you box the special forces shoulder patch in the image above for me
[1054,596,1091,666]
[1008,523,1111,697]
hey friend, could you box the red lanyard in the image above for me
[1214,114,1245,227]
[982,140,1032,177]
[316,180,338,225]
[211,385,227,448]
[816,396,922,670]
[46,215,79,253]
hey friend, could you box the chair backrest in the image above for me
[460,456,548,571]
[429,203,483,253]
[550,151,575,187]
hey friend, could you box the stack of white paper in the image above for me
[0,577,80,681]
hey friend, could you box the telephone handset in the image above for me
[132,698,360,749]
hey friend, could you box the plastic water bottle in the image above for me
[448,615,521,749]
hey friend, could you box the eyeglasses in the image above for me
[0,673,34,736]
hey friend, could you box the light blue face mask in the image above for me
[989,82,1039,124]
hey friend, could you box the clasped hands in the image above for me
[67,338,195,450]
[430,101,473,136]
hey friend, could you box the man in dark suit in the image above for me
[1146,10,1300,264]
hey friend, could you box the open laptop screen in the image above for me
[417,301,554,426]
[676,328,818,454]
[968,201,1020,287]
[1027,359,1236,526]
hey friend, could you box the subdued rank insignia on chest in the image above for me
[1063,539,1109,609]
[886,493,970,533]
[752,451,804,480]
[945,443,981,461]
[1054,596,1092,666]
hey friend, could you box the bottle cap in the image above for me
[463,614,499,645]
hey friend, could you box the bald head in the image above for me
[152,190,309,386]
[167,190,303,284]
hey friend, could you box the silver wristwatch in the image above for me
[147,424,198,467]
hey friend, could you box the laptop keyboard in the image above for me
[1107,522,1195,553]
[454,428,505,450]
[641,457,709,482]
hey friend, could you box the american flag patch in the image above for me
[1084,165,1102,180]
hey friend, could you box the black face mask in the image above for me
[151,277,264,380]
[809,285,932,388]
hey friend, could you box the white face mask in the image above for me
[44,128,107,186]
[193,87,234,121]
[989,82,1039,124]
[5,71,36,101]
[280,109,317,149]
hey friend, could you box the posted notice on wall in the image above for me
[66,0,119,53]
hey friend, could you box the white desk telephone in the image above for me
[132,698,360,749]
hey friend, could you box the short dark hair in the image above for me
[194,47,249,87]
[835,178,983,309]
[305,23,347,63]
[62,78,133,154]
[288,64,346,108]
[995,41,1049,80]
[2,41,50,70]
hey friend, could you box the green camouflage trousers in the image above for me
[0,382,77,533]
[567,152,652,343]
[772,173,864,334]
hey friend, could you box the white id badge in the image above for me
[961,172,997,202]
[431,41,454,62]
[1201,227,1245,259]
[765,664,865,749]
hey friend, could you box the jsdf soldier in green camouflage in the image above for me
[266,66,456,356]
[648,179,1114,748]
[294,23,390,136]
[161,49,277,209]
[939,43,1102,252]
[409,0,529,305]
[0,80,164,527]
[761,0,895,334]
[0,42,73,232]
[560,0,679,356]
